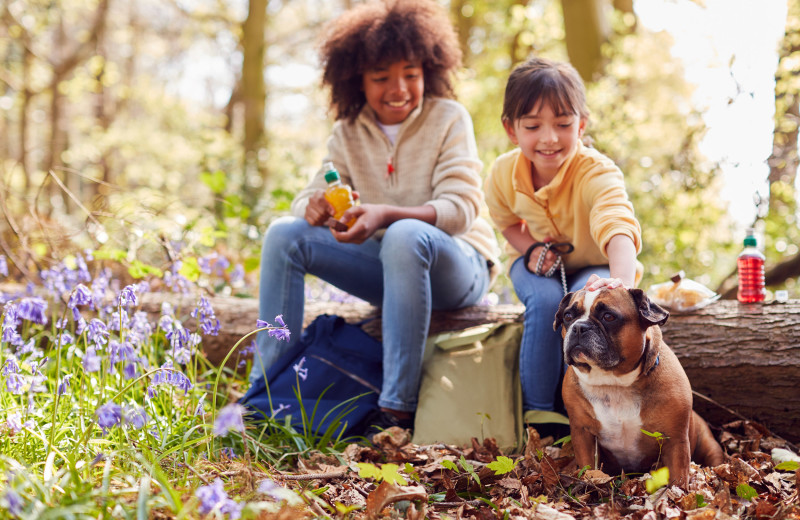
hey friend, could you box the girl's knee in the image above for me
[380,220,432,260]
[264,216,310,248]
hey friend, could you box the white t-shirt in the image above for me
[378,122,402,144]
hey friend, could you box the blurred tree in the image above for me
[560,0,609,81]
[717,0,800,298]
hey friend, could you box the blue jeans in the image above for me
[251,216,491,412]
[509,257,609,413]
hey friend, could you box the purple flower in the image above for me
[86,318,109,346]
[256,319,269,328]
[123,404,148,430]
[5,373,26,394]
[16,297,48,325]
[257,478,291,501]
[16,338,35,356]
[275,314,286,328]
[96,402,122,434]
[219,447,236,459]
[269,327,291,342]
[2,358,19,376]
[83,347,102,373]
[191,296,220,336]
[67,284,93,320]
[230,264,244,285]
[57,374,72,395]
[195,478,242,519]
[293,357,308,381]
[117,284,138,308]
[148,363,193,397]
[0,255,8,277]
[6,412,23,433]
[213,403,246,437]
[2,488,23,516]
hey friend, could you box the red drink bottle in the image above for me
[737,230,765,303]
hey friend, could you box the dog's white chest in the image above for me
[585,384,643,468]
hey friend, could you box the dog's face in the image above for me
[553,287,669,377]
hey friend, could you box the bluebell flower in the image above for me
[275,314,287,328]
[59,332,74,345]
[293,357,308,381]
[219,447,236,459]
[57,374,73,395]
[194,393,207,416]
[123,404,148,430]
[257,478,292,502]
[2,358,19,376]
[256,319,269,328]
[269,327,291,342]
[195,478,242,519]
[173,346,192,366]
[166,322,189,350]
[75,253,91,282]
[108,309,130,332]
[2,488,23,516]
[83,347,102,373]
[16,297,48,325]
[148,362,193,397]
[90,452,105,466]
[96,402,122,434]
[191,296,220,336]
[67,284,92,312]
[16,338,35,356]
[271,403,290,418]
[0,255,8,277]
[117,284,138,308]
[123,363,138,380]
[128,312,153,346]
[87,318,109,346]
[164,264,193,294]
[213,403,246,437]
[6,412,23,433]
[230,264,245,285]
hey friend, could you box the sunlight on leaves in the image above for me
[441,460,459,473]
[736,483,758,501]
[645,467,669,494]
[775,461,800,471]
[487,456,519,476]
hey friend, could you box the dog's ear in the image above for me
[553,291,575,331]
[630,288,669,327]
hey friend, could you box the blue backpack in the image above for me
[240,314,382,438]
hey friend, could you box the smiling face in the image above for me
[503,101,586,184]
[362,60,424,125]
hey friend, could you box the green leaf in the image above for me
[356,462,381,480]
[640,429,664,439]
[487,456,518,476]
[459,455,481,486]
[775,460,800,471]
[441,460,459,473]
[128,260,163,279]
[696,494,707,508]
[178,257,201,282]
[93,248,127,262]
[404,462,420,483]
[379,463,408,486]
[645,466,669,494]
[335,502,361,515]
[200,170,227,194]
[736,483,758,501]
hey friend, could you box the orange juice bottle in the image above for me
[322,162,355,227]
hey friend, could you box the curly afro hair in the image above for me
[319,0,463,122]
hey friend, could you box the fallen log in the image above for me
[138,294,800,443]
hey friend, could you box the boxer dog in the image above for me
[553,286,723,486]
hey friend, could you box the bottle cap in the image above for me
[324,170,340,183]
[743,235,757,247]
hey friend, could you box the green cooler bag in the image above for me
[412,322,523,450]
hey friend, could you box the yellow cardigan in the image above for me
[484,142,641,273]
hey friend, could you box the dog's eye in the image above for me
[563,311,575,321]
[602,313,616,322]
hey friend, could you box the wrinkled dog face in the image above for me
[556,289,625,371]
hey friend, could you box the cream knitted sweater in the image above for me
[291,97,501,281]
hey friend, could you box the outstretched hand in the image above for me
[584,274,625,291]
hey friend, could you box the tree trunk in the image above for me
[559,0,609,81]
[241,0,268,202]
[135,293,800,443]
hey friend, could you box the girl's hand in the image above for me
[304,190,333,226]
[526,244,558,274]
[330,203,386,244]
[584,274,625,291]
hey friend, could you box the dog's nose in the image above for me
[573,321,592,337]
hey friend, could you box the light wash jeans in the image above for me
[509,257,610,413]
[251,216,491,412]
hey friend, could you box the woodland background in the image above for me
[2,0,800,300]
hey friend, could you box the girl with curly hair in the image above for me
[249,0,500,438]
